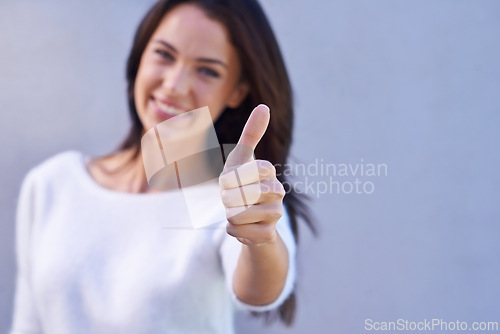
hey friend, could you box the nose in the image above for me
[161,63,190,97]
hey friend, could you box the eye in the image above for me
[198,67,220,78]
[155,49,175,61]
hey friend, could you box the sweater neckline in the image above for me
[74,151,179,199]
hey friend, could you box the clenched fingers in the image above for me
[219,159,276,190]
[220,178,285,208]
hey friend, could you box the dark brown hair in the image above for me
[118,0,316,326]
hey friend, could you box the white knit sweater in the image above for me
[10,151,296,334]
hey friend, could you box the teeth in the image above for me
[156,100,184,115]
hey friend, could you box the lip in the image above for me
[150,96,188,120]
[151,98,174,120]
[154,96,186,110]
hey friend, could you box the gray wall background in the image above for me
[1,0,499,333]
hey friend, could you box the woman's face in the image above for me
[134,3,248,132]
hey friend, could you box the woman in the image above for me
[11,0,314,333]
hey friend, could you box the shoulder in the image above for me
[16,150,87,226]
[31,150,83,175]
[22,150,85,191]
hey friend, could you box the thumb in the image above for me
[223,104,270,169]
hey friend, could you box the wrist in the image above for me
[239,227,278,248]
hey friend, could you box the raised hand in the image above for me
[219,104,286,246]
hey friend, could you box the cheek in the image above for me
[137,57,162,85]
[192,81,212,100]
[135,66,158,106]
[196,80,230,106]
[134,69,147,100]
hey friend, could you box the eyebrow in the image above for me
[153,39,228,68]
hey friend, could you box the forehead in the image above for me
[151,4,234,60]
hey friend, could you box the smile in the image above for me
[153,97,185,117]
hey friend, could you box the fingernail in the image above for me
[258,104,270,113]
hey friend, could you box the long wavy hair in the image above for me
[116,0,316,326]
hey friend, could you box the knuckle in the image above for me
[226,207,246,222]
[261,160,275,171]
[258,160,276,178]
[225,207,233,218]
[275,181,286,198]
[258,181,270,197]
[262,226,277,242]
[218,174,229,189]
[268,204,284,221]
[226,223,238,237]
[226,210,242,223]
[220,190,232,206]
[264,180,285,200]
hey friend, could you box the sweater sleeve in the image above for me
[10,170,43,334]
[219,206,297,312]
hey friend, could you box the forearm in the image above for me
[233,231,289,305]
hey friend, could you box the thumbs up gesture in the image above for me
[219,104,286,246]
